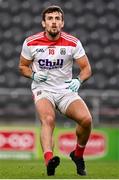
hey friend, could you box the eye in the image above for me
[56,16,61,20]
[47,16,52,20]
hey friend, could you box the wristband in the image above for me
[76,76,83,84]
[31,72,35,80]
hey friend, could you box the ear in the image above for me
[61,21,64,28]
[42,21,45,28]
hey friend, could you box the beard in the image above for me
[48,29,60,37]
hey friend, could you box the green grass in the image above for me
[0,159,119,179]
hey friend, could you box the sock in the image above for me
[74,144,85,158]
[44,151,53,165]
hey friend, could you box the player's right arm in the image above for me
[19,40,47,82]
[19,55,48,82]
[19,39,34,79]
[19,55,33,79]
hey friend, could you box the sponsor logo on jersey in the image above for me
[38,59,64,69]
[36,48,45,53]
[60,48,66,55]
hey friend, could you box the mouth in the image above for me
[51,27,57,32]
[52,26,57,28]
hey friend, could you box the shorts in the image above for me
[32,88,81,114]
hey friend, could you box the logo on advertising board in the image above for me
[0,131,35,151]
[84,133,107,158]
[58,133,76,155]
[58,131,107,158]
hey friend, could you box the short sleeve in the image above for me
[21,40,33,60]
[73,40,85,60]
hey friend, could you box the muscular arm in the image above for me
[75,55,92,83]
[19,55,33,79]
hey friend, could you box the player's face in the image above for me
[42,12,64,38]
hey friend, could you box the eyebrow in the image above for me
[46,15,61,20]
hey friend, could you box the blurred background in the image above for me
[0,0,119,127]
[0,0,119,161]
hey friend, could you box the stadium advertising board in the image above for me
[0,127,118,160]
[54,127,119,160]
[58,131,107,159]
[0,129,37,159]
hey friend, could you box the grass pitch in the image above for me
[0,159,119,179]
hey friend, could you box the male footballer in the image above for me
[19,5,92,176]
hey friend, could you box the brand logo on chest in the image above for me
[36,48,45,53]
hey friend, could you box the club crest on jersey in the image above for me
[38,59,64,69]
[60,48,66,55]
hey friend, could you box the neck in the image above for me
[45,31,61,41]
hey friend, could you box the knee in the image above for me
[81,114,92,129]
[41,115,55,128]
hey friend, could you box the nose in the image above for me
[52,18,56,23]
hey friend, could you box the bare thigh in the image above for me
[35,98,56,123]
[65,98,92,125]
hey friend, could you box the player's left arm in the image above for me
[75,54,92,83]
[65,55,92,92]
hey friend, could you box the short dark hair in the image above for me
[42,5,64,21]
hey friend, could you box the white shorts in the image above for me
[32,88,81,114]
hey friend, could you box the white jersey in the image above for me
[21,31,85,93]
